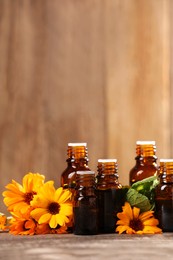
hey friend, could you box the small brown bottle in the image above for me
[96,159,122,233]
[155,159,173,232]
[129,141,158,185]
[61,143,90,190]
[73,171,98,235]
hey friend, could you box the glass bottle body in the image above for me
[96,159,122,233]
[73,171,98,235]
[155,159,173,232]
[129,141,158,185]
[61,158,76,189]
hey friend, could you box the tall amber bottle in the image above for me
[96,159,122,233]
[61,143,90,190]
[155,159,173,232]
[129,141,158,185]
[73,171,98,235]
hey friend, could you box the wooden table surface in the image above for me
[1,232,173,260]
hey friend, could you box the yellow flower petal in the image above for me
[54,187,64,201]
[49,215,57,228]
[123,202,133,220]
[126,227,135,234]
[116,219,129,226]
[117,212,130,223]
[139,211,154,221]
[31,208,48,221]
[59,204,73,216]
[40,181,55,201]
[132,206,140,219]
[38,213,52,224]
[56,214,66,226]
[58,189,72,204]
[143,226,162,234]
[143,218,159,226]
[116,225,129,234]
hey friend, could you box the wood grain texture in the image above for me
[0,0,106,213]
[0,233,173,259]
[105,0,171,184]
[0,0,171,212]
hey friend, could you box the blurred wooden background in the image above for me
[0,0,171,212]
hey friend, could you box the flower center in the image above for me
[130,218,144,231]
[48,202,60,215]
[24,191,37,204]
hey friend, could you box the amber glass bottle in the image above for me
[129,141,158,185]
[61,143,90,190]
[155,159,173,232]
[73,171,98,235]
[96,159,122,233]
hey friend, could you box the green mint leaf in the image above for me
[131,176,159,193]
[126,188,152,212]
[130,176,159,210]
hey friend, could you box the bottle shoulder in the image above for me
[155,183,173,199]
[61,166,76,177]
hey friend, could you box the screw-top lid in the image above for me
[68,142,87,147]
[67,142,88,159]
[136,141,156,145]
[97,158,118,175]
[160,159,173,163]
[159,159,173,175]
[136,140,156,157]
[98,159,117,163]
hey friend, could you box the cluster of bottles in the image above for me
[60,141,173,234]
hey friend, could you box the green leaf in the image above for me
[126,188,152,212]
[130,176,159,209]
[131,176,159,194]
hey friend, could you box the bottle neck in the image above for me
[74,158,89,169]
[159,174,173,184]
[66,158,75,166]
[135,155,157,165]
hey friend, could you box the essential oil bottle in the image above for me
[129,141,158,185]
[155,159,173,232]
[96,159,122,233]
[73,171,98,235]
[61,143,90,190]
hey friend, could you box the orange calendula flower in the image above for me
[3,173,45,214]
[116,202,162,234]
[0,213,7,231]
[36,223,68,235]
[9,211,38,235]
[30,182,73,229]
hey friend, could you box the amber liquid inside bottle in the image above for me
[96,159,122,233]
[155,160,173,232]
[73,171,98,235]
[129,141,158,185]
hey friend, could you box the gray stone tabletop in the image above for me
[1,232,173,260]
